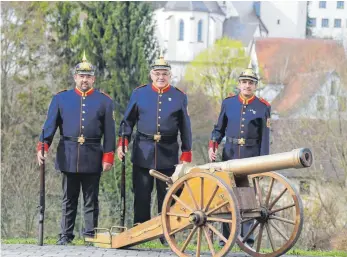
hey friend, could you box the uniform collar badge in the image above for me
[151,84,171,94]
[238,94,256,105]
[74,87,95,97]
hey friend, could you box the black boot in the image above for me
[159,236,169,246]
[56,235,73,245]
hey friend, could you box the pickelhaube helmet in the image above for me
[238,68,258,83]
[151,49,171,71]
[74,51,95,76]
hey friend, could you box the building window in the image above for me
[197,20,203,42]
[178,19,184,41]
[317,95,325,111]
[337,1,344,9]
[309,18,316,27]
[321,18,329,27]
[300,181,310,195]
[334,19,342,27]
[330,80,337,95]
[319,1,326,8]
[338,97,347,112]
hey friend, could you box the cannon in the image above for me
[86,148,313,257]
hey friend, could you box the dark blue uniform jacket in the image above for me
[38,88,115,174]
[210,94,271,161]
[119,84,192,169]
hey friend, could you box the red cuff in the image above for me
[208,140,218,149]
[180,151,192,162]
[102,152,114,164]
[117,137,129,147]
[36,142,49,152]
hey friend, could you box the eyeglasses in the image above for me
[152,72,170,77]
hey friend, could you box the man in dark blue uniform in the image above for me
[37,52,116,245]
[117,53,192,244]
[208,68,271,247]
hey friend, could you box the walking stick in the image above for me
[209,124,217,243]
[38,129,45,246]
[120,122,126,228]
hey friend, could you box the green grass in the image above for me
[2,238,347,256]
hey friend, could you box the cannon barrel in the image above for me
[198,148,312,175]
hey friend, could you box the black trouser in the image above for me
[222,175,254,242]
[60,172,101,239]
[132,164,175,224]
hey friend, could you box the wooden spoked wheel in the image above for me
[237,172,303,257]
[161,172,240,257]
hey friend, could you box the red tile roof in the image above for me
[255,38,345,84]
[255,38,345,115]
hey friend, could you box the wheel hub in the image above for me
[257,207,270,223]
[188,211,206,226]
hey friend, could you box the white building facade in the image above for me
[259,1,307,38]
[308,1,347,41]
[154,2,225,83]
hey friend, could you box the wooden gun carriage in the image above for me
[86,148,313,257]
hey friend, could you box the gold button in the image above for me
[82,126,84,129]
[83,111,86,114]
[244,105,247,108]
[159,109,161,111]
[158,124,160,126]
[159,94,162,97]
[241,131,244,133]
[241,124,244,127]
[83,97,86,100]
[82,118,85,121]
[159,102,162,104]
[242,118,245,121]
[243,112,245,114]
[83,104,86,106]
[159,117,161,119]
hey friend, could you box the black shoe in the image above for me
[246,239,254,248]
[159,237,168,247]
[56,235,73,245]
[219,240,226,247]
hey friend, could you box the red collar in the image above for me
[151,84,171,93]
[238,94,256,104]
[74,87,95,97]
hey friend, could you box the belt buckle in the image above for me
[154,134,161,142]
[78,135,85,145]
[238,138,245,145]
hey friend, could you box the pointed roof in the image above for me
[164,1,224,15]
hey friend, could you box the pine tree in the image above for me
[78,1,158,113]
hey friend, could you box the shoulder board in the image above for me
[225,92,236,99]
[174,87,186,95]
[259,97,271,106]
[56,89,67,95]
[100,91,112,99]
[135,84,147,90]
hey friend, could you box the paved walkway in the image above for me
[1,244,250,257]
[1,244,319,257]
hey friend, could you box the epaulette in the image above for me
[56,89,67,95]
[174,87,186,95]
[135,84,147,90]
[259,97,271,106]
[100,91,112,99]
[225,92,236,99]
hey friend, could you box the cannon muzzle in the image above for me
[198,148,313,175]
